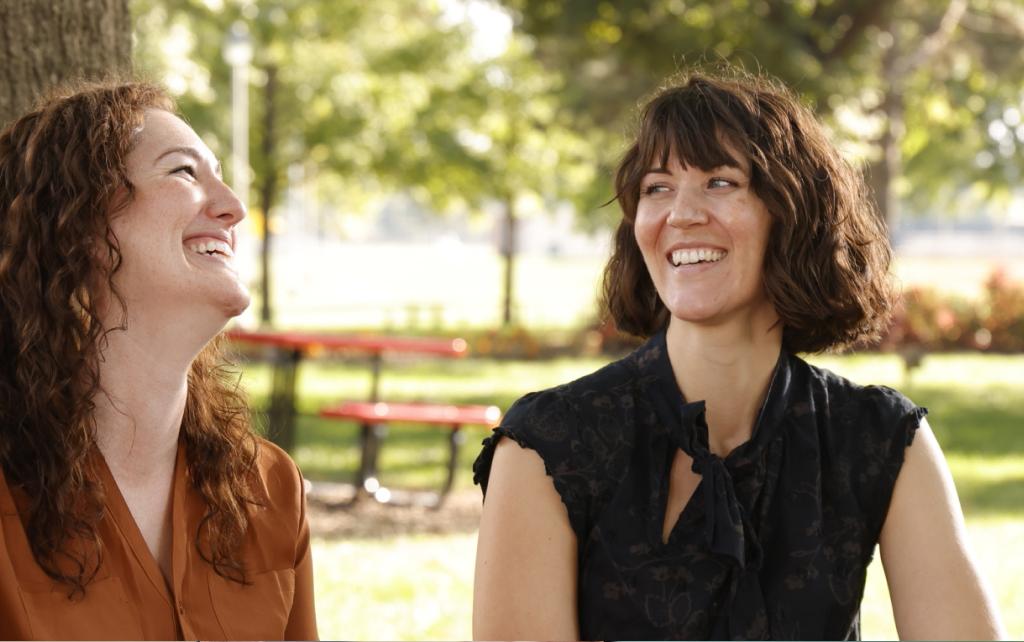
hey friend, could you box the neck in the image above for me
[664,308,783,456]
[92,305,222,479]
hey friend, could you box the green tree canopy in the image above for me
[133,0,594,325]
[496,0,1024,225]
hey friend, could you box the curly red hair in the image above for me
[0,80,259,595]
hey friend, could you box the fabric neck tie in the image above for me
[671,402,749,568]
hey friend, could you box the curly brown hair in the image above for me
[603,70,895,353]
[0,80,259,595]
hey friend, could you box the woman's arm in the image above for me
[473,438,579,640]
[879,417,1005,640]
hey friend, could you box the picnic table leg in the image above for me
[432,424,464,510]
[267,347,302,452]
[350,351,385,503]
[353,421,385,501]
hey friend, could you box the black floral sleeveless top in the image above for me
[474,331,926,640]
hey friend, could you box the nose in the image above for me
[666,187,710,227]
[208,177,247,226]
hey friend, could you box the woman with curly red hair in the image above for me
[473,70,1004,640]
[0,81,316,639]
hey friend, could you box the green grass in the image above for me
[312,533,477,640]
[233,351,1024,639]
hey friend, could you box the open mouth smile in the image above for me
[186,239,234,259]
[669,248,726,267]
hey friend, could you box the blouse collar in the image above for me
[631,328,793,567]
[634,328,791,460]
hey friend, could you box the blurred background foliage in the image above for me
[130,0,1024,331]
[500,0,1024,225]
[133,0,1024,227]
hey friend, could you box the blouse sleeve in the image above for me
[850,385,929,544]
[473,389,593,540]
[284,459,318,641]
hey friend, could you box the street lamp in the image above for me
[223,20,259,326]
[223,21,252,206]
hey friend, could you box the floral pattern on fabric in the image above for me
[474,331,926,640]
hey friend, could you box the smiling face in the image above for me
[108,109,250,325]
[634,145,776,330]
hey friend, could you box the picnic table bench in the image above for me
[227,328,498,507]
[320,401,501,507]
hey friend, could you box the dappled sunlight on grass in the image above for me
[948,455,1024,518]
[313,533,476,640]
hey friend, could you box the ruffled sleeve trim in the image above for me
[864,393,929,552]
[473,397,592,541]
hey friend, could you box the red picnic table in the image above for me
[226,328,496,507]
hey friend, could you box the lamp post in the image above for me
[223,21,252,206]
[223,21,259,325]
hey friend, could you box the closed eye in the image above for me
[172,165,197,178]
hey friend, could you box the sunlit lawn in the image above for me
[261,240,1024,331]
[237,351,1024,640]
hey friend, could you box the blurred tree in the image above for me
[132,0,593,328]
[377,37,596,325]
[0,0,131,125]
[497,0,1024,227]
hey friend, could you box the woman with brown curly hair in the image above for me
[0,81,316,639]
[473,70,1003,640]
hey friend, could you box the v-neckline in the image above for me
[639,330,789,553]
[92,443,183,605]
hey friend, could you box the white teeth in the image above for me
[671,248,725,266]
[186,239,233,258]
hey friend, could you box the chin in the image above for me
[662,295,724,323]
[220,287,252,319]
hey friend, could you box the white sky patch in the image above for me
[439,0,513,60]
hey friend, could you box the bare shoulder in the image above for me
[474,437,579,640]
[880,417,1005,639]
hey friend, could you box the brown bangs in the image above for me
[618,86,748,223]
[602,69,897,352]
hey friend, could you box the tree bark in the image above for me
[0,0,131,126]
[873,34,903,230]
[258,64,279,327]
[501,197,517,327]
[869,0,967,231]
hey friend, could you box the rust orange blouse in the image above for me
[0,439,317,640]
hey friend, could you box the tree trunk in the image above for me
[501,197,517,327]
[258,65,279,327]
[0,0,131,126]
[869,0,966,234]
[870,35,904,232]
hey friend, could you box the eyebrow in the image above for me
[154,146,222,175]
[642,162,746,176]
